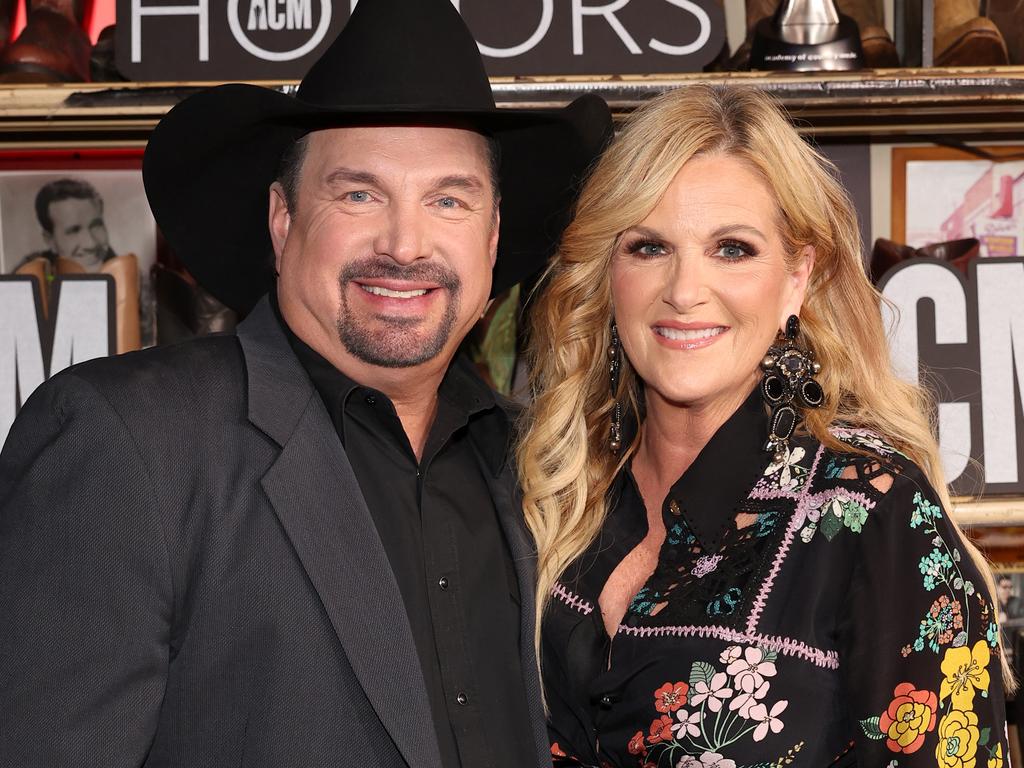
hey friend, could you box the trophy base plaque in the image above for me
[749,14,864,72]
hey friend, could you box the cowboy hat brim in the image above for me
[143,83,612,314]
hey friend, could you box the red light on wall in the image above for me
[9,0,115,45]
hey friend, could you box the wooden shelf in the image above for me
[3,66,1024,145]
[954,497,1024,527]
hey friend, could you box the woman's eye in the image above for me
[625,239,666,258]
[716,241,754,260]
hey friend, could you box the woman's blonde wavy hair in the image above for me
[517,83,1013,690]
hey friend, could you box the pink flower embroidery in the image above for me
[725,647,777,692]
[729,680,769,719]
[672,708,702,738]
[749,700,788,742]
[689,672,733,712]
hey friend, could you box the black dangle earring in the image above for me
[760,314,824,460]
[609,323,623,453]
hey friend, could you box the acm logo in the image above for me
[228,0,333,61]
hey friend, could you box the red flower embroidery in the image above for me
[653,681,689,713]
[551,743,567,758]
[628,730,647,755]
[647,715,674,744]
[878,682,938,754]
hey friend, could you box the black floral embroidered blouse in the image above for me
[543,391,1008,768]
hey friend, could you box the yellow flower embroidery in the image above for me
[936,710,980,768]
[988,743,1004,768]
[940,641,991,710]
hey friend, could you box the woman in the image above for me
[518,84,1011,767]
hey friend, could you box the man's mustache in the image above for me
[339,257,461,293]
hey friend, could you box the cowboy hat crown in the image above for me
[299,0,495,111]
[143,0,613,314]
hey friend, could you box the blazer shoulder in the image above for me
[51,334,246,415]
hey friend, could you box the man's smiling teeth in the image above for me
[654,326,725,341]
[360,284,429,299]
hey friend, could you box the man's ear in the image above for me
[268,182,291,272]
[488,206,500,268]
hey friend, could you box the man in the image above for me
[0,1,612,766]
[997,574,1023,665]
[21,177,115,271]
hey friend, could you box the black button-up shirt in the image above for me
[273,301,535,768]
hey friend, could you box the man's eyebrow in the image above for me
[324,167,381,187]
[431,174,486,195]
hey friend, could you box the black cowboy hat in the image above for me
[142,0,613,315]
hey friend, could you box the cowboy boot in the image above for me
[90,25,126,81]
[834,0,899,67]
[99,254,141,353]
[153,263,238,345]
[0,0,91,82]
[985,0,1024,64]
[870,237,979,283]
[934,0,1008,66]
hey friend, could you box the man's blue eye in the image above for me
[438,197,458,208]
[347,191,370,202]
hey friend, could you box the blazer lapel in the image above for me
[238,299,442,768]
[470,439,551,767]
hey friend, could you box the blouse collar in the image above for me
[656,386,772,553]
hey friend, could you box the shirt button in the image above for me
[599,694,613,708]
[456,692,468,706]
[438,577,449,590]
[364,394,376,406]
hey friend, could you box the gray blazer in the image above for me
[0,298,549,768]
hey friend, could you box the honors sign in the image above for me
[116,0,725,81]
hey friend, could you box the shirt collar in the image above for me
[659,387,771,553]
[269,290,509,476]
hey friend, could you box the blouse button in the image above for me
[438,577,449,590]
[599,694,613,708]
[668,499,682,516]
[456,692,469,706]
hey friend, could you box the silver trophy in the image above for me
[750,0,864,71]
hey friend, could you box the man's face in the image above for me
[999,579,1013,604]
[44,197,110,271]
[271,125,499,379]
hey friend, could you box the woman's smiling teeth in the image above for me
[360,284,430,299]
[654,326,725,341]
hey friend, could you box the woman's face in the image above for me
[610,153,813,416]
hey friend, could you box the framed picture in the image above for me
[891,145,1024,254]
[0,149,157,349]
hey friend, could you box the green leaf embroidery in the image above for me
[841,500,869,533]
[860,716,885,740]
[763,649,779,663]
[820,510,843,541]
[980,727,991,747]
[689,660,716,688]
